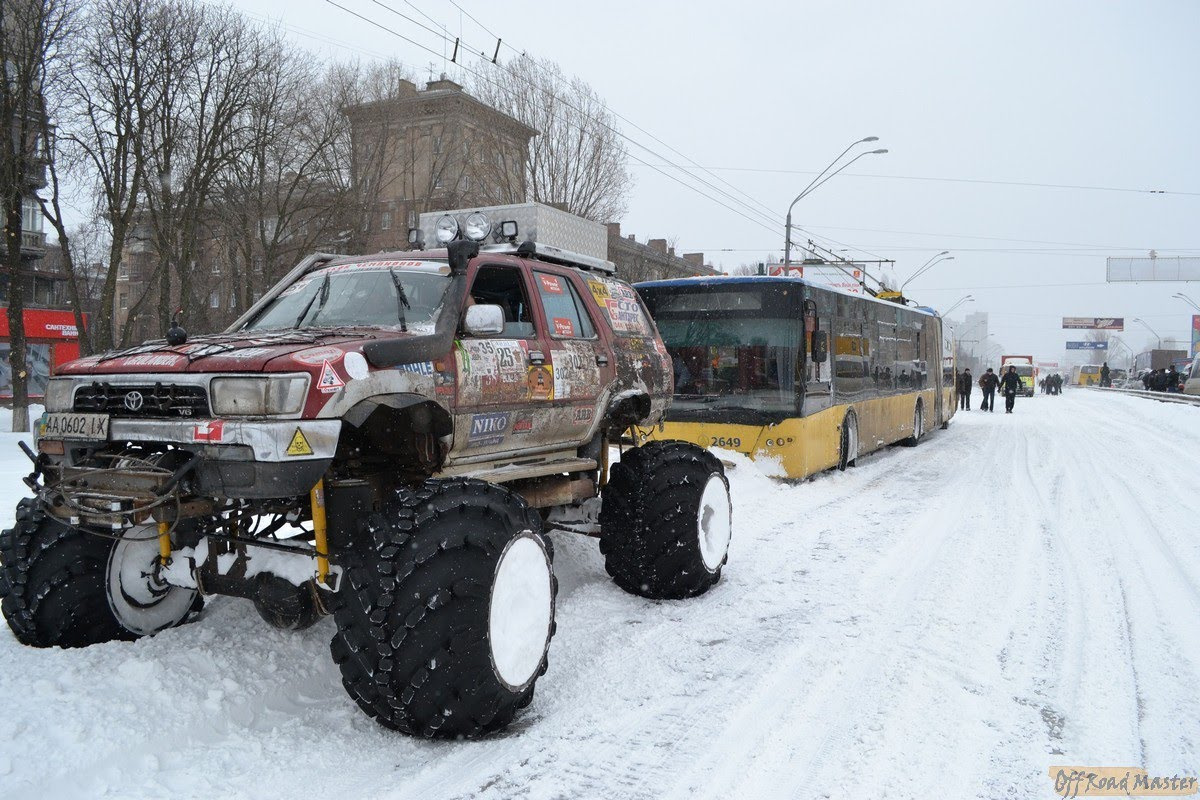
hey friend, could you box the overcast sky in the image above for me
[226,0,1200,362]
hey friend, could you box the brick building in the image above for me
[605,223,718,283]
[344,77,537,253]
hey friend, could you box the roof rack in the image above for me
[481,241,615,274]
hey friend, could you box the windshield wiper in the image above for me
[294,273,330,329]
[389,268,411,332]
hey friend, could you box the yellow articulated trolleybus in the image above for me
[634,276,955,479]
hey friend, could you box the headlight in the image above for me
[463,212,491,242]
[435,214,459,243]
[210,376,308,416]
[44,378,76,412]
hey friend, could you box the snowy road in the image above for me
[1,389,1198,799]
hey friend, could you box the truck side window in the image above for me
[534,272,595,339]
[468,266,536,338]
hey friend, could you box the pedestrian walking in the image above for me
[1000,365,1022,413]
[957,368,973,410]
[978,368,999,412]
[1100,362,1110,388]
[1166,365,1180,392]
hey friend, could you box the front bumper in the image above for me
[36,417,341,499]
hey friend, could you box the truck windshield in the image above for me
[1013,365,1033,377]
[640,284,801,419]
[245,262,451,332]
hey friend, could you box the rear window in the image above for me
[585,276,653,337]
[535,272,596,339]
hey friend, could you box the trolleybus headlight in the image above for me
[463,212,491,242]
[210,376,308,416]
[435,214,459,244]
[44,378,75,412]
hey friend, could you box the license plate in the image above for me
[40,413,110,440]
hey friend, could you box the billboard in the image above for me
[1066,341,1108,350]
[766,264,864,294]
[1107,256,1200,282]
[1193,315,1200,358]
[1062,317,1124,330]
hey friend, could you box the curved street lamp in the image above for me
[1132,317,1162,348]
[901,251,954,292]
[783,138,887,265]
[1171,292,1200,313]
[942,294,974,317]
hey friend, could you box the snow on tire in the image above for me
[0,498,195,647]
[599,441,731,600]
[328,478,556,739]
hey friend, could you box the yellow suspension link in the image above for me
[310,478,330,586]
[157,520,172,564]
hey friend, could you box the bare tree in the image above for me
[1,0,74,430]
[471,56,631,223]
[208,32,351,327]
[57,0,160,352]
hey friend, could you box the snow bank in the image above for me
[0,391,1196,799]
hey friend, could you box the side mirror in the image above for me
[812,330,829,364]
[463,304,504,336]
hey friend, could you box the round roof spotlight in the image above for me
[435,214,459,244]
[463,212,492,242]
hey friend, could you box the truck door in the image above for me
[530,269,607,444]
[453,264,557,457]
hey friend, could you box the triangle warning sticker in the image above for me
[286,428,314,456]
[317,360,345,393]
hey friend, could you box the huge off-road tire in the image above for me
[329,478,556,739]
[0,499,198,647]
[599,441,731,600]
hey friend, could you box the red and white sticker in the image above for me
[193,420,225,442]
[539,274,564,294]
[553,317,575,337]
[317,360,345,393]
[293,346,344,366]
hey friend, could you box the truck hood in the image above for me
[56,328,413,375]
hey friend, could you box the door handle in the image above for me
[595,353,609,367]
[528,350,546,365]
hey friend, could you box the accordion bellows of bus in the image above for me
[634,276,955,480]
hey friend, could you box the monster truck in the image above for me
[0,209,732,739]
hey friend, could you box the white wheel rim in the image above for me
[106,526,197,636]
[697,474,732,572]
[915,406,922,439]
[847,418,858,462]
[489,534,554,690]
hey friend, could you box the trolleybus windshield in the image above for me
[640,283,802,421]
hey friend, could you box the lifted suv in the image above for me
[0,215,732,738]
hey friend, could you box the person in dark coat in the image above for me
[1100,362,1110,388]
[1166,365,1180,392]
[978,368,999,411]
[957,368,973,410]
[999,365,1022,413]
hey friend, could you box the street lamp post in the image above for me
[783,138,888,266]
[900,251,954,292]
[1172,292,1200,313]
[1132,317,1162,348]
[941,294,974,317]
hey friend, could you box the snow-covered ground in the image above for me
[1,390,1197,799]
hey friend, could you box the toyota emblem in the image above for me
[123,391,144,411]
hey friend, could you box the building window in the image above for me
[381,210,392,230]
[433,135,442,155]
[434,174,445,190]
[21,199,43,233]
[118,291,128,310]
[119,262,128,278]
[209,290,219,308]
